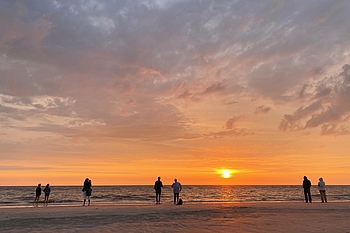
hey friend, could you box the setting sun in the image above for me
[221,170,232,179]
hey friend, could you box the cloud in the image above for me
[223,99,238,105]
[225,116,243,130]
[1,0,350,143]
[201,80,227,95]
[254,105,271,115]
[279,64,350,135]
[206,128,254,139]
[298,84,308,98]
[174,79,228,103]
[320,123,349,136]
[202,115,254,139]
[121,99,136,115]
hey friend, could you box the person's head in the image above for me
[46,183,50,187]
[319,177,323,181]
[174,178,177,182]
[38,183,41,187]
[158,177,161,181]
[85,178,89,182]
[303,176,307,180]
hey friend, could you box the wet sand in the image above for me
[0,202,349,232]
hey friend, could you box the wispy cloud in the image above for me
[279,64,350,135]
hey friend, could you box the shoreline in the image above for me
[1,202,350,232]
[2,199,350,209]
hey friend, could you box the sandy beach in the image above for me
[0,202,349,233]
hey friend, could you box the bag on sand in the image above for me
[177,198,183,205]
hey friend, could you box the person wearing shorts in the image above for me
[43,184,51,205]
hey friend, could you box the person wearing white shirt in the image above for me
[171,178,182,204]
[318,177,327,203]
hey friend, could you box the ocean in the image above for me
[0,185,349,207]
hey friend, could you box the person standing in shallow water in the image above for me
[43,184,51,205]
[34,183,41,205]
[302,176,312,203]
[154,177,163,204]
[171,178,182,204]
[318,177,327,203]
[82,178,92,206]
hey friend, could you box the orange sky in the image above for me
[1,1,350,185]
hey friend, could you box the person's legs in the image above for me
[88,196,90,206]
[174,193,179,204]
[308,191,312,203]
[304,190,308,203]
[320,190,324,202]
[83,191,87,206]
[321,191,327,203]
[44,195,49,205]
[34,195,40,206]
[156,192,160,203]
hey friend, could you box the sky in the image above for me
[1,0,350,186]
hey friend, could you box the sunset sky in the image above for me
[1,0,350,186]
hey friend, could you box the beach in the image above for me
[0,202,349,232]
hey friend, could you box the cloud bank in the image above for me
[1,0,350,142]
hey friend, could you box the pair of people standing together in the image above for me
[303,176,327,203]
[34,183,51,205]
[154,177,182,205]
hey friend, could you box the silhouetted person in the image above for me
[34,183,41,205]
[171,178,182,204]
[318,177,327,203]
[43,183,51,205]
[302,176,312,203]
[82,178,92,206]
[154,177,163,204]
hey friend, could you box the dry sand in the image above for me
[0,202,349,232]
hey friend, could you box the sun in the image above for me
[221,169,232,179]
[215,168,238,179]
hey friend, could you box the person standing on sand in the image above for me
[154,177,163,204]
[34,183,41,204]
[318,177,327,203]
[171,178,182,204]
[302,176,312,203]
[43,183,51,205]
[82,178,92,206]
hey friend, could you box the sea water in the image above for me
[0,185,349,207]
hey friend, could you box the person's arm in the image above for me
[179,183,182,191]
